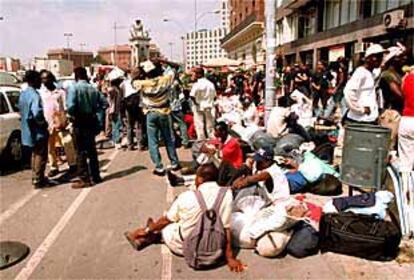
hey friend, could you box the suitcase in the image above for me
[319,212,401,261]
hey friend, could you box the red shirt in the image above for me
[209,137,243,168]
[402,73,414,117]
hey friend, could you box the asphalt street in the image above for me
[1,147,413,280]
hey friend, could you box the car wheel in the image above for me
[5,131,23,164]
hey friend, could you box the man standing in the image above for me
[67,67,103,188]
[343,44,386,125]
[190,68,216,140]
[133,60,180,176]
[19,70,50,188]
[39,71,77,177]
[311,61,332,116]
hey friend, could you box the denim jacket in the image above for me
[18,86,49,147]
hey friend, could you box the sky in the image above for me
[0,0,221,64]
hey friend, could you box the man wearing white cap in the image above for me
[343,44,387,124]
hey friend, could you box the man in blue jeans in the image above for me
[134,59,180,176]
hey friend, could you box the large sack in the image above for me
[231,212,256,249]
[319,212,401,261]
[273,133,305,156]
[306,174,342,196]
[286,221,319,258]
[299,152,339,183]
[255,231,292,258]
[251,130,278,150]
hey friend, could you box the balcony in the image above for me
[221,13,264,50]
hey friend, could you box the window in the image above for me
[324,0,340,30]
[6,91,20,112]
[0,93,9,114]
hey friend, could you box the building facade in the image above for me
[221,0,266,67]
[31,57,73,77]
[0,57,21,72]
[97,44,132,70]
[185,28,228,69]
[47,48,93,68]
[184,0,230,69]
[149,43,163,60]
[274,0,414,70]
[129,19,151,68]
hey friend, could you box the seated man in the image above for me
[170,122,244,186]
[125,164,245,272]
[232,147,290,203]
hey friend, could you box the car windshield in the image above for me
[5,91,20,112]
[0,72,19,85]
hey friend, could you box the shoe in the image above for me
[152,169,166,177]
[128,145,136,151]
[92,176,103,184]
[47,169,59,178]
[139,146,148,151]
[71,179,93,189]
[170,164,182,171]
[167,171,185,187]
[33,178,57,189]
[115,143,123,150]
[181,167,196,175]
[68,165,77,176]
[183,143,192,149]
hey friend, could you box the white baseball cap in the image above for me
[365,44,387,57]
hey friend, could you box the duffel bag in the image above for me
[286,221,320,258]
[319,212,401,261]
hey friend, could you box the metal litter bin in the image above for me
[341,124,391,189]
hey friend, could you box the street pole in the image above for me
[264,0,277,124]
[113,22,117,66]
[80,43,86,67]
[181,36,186,67]
[194,0,197,66]
[63,33,73,62]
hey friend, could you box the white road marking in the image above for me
[0,189,40,226]
[14,187,92,280]
[13,149,119,280]
[161,178,175,280]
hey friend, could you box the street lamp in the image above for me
[113,22,128,66]
[63,33,73,61]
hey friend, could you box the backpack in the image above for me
[183,187,228,270]
[286,221,320,258]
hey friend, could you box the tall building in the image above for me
[185,28,228,69]
[274,0,414,70]
[184,0,230,69]
[97,44,132,70]
[47,48,93,68]
[220,0,230,32]
[129,19,151,68]
[220,0,265,66]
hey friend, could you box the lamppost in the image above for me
[113,22,128,66]
[63,32,73,61]
[79,43,86,66]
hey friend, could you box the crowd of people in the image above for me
[18,42,413,271]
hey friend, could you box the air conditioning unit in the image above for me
[383,9,406,29]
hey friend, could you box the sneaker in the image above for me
[71,179,93,189]
[115,143,123,150]
[128,145,136,151]
[152,169,166,177]
[167,171,185,187]
[47,169,59,178]
[170,164,182,171]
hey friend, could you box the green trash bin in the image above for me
[340,124,391,189]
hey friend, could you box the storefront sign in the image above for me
[329,46,345,62]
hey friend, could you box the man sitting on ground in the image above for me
[232,147,290,203]
[124,164,245,272]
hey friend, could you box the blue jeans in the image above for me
[286,171,308,193]
[171,111,189,146]
[111,114,122,144]
[146,111,179,170]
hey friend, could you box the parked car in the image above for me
[0,85,22,168]
[0,71,21,86]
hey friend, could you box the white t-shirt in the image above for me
[166,182,232,239]
[259,163,290,203]
[190,78,216,111]
[344,66,379,122]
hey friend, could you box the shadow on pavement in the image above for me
[103,165,147,182]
